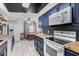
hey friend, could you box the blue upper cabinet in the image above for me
[49,3,71,16]
[49,5,58,15]
[71,3,79,24]
[38,12,49,28]
[38,3,79,28]
[38,18,43,28]
[38,3,71,28]
[57,3,71,11]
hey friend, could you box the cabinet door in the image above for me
[38,18,43,28]
[0,42,7,56]
[70,3,76,24]
[71,3,79,24]
[49,5,58,15]
[39,12,49,28]
[58,3,71,11]
[7,38,12,55]
[75,4,79,24]
[38,38,44,49]
[74,4,79,24]
[43,12,49,27]
[65,49,78,56]
[37,46,44,56]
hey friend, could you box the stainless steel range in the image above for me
[44,31,76,56]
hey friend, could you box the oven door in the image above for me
[44,39,64,56]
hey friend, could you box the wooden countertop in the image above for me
[34,33,54,39]
[64,41,79,54]
[0,34,13,46]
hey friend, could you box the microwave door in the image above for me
[61,7,72,24]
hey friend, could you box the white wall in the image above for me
[8,17,25,42]
[7,16,42,42]
[30,18,43,33]
[14,21,24,42]
[29,18,37,33]
[29,24,34,32]
[34,18,43,33]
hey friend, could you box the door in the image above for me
[24,22,29,39]
[33,22,37,33]
[44,40,57,56]
[44,43,57,56]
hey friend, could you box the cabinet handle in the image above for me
[61,13,64,22]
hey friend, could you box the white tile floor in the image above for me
[10,40,40,56]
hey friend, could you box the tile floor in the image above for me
[10,40,40,56]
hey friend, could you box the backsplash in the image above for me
[43,24,79,41]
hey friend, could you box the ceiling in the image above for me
[4,3,48,13]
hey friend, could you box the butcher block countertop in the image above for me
[64,41,79,54]
[34,33,54,39]
[0,34,13,46]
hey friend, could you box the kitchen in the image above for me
[0,3,79,56]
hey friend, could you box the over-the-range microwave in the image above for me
[49,6,72,26]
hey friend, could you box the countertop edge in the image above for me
[0,34,13,47]
[33,34,54,39]
[64,41,79,54]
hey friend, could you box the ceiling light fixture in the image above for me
[22,3,30,8]
[27,19,30,23]
[27,18,31,24]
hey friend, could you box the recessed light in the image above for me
[22,3,30,8]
